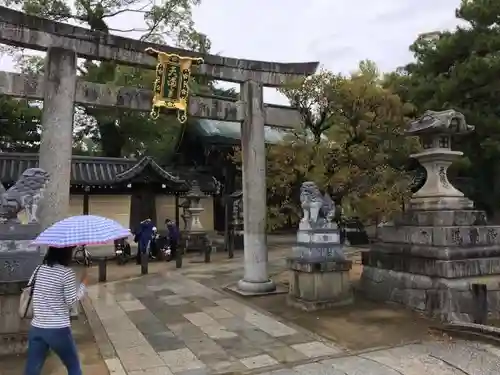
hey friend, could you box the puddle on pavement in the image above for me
[250,264,440,352]
[250,291,438,352]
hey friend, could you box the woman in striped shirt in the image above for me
[24,246,88,375]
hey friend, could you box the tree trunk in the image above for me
[99,121,124,157]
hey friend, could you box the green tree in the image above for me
[234,62,418,229]
[5,0,211,159]
[79,62,184,159]
[323,63,419,222]
[391,0,500,218]
[0,54,45,152]
[0,96,41,152]
[5,0,203,44]
[279,69,341,144]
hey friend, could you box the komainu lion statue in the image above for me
[300,181,335,227]
[0,168,50,223]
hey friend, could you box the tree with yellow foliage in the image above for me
[233,61,419,230]
[276,61,419,227]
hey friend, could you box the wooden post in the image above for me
[175,248,183,268]
[228,230,234,259]
[175,194,180,225]
[223,165,230,253]
[83,186,90,215]
[472,283,488,324]
[204,246,211,263]
[204,235,211,263]
[98,259,107,282]
[236,80,275,294]
[141,252,148,275]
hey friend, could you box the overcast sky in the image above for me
[0,0,462,104]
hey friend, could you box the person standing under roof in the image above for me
[165,219,180,261]
[134,218,154,264]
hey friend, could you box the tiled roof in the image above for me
[194,120,290,145]
[0,153,216,192]
[192,120,328,145]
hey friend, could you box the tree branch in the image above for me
[103,4,151,19]
[140,18,164,41]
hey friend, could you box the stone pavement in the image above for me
[86,269,500,375]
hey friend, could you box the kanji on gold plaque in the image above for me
[145,47,204,123]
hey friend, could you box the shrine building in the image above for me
[0,152,217,231]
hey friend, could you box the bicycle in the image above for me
[74,245,92,266]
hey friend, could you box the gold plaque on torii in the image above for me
[145,47,204,123]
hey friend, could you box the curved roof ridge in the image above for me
[114,156,185,185]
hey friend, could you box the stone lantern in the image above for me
[231,190,243,228]
[360,110,500,322]
[407,109,475,210]
[182,180,211,257]
[179,199,191,231]
[229,190,243,251]
[184,180,205,232]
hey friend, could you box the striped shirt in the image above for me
[30,264,86,329]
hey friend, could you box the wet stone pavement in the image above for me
[86,269,500,375]
[88,272,344,375]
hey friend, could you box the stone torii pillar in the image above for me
[236,80,276,294]
[38,47,77,229]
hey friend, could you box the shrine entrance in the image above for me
[0,7,318,294]
[130,187,157,232]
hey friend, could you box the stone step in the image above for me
[377,225,500,247]
[395,209,486,226]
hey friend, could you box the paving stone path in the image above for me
[86,269,500,375]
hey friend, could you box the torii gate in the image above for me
[0,8,318,294]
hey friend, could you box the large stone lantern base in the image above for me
[361,209,500,322]
[361,110,500,322]
[0,223,44,355]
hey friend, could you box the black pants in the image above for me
[124,243,131,257]
[150,241,158,258]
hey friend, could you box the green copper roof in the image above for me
[194,120,290,144]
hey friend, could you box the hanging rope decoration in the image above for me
[145,47,204,123]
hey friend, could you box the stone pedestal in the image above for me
[0,223,44,355]
[287,226,353,311]
[361,209,500,322]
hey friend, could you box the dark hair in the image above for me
[43,246,75,267]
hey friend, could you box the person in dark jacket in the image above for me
[165,219,180,261]
[134,219,154,264]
